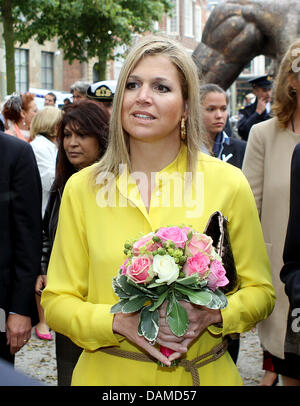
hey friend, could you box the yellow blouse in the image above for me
[42,145,275,386]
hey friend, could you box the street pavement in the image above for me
[14,328,266,386]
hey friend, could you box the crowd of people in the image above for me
[0,33,300,387]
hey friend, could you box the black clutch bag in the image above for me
[204,211,238,293]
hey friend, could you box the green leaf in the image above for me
[112,280,130,299]
[137,321,143,337]
[166,296,173,317]
[126,278,158,298]
[204,288,228,310]
[110,299,128,314]
[149,289,169,312]
[139,306,159,341]
[175,285,213,306]
[116,274,149,297]
[152,285,170,296]
[147,280,168,289]
[122,295,148,313]
[166,295,189,337]
[175,274,200,286]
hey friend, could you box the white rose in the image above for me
[153,254,179,285]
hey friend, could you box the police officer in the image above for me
[87,80,117,116]
[238,75,272,141]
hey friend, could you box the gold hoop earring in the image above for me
[180,117,186,140]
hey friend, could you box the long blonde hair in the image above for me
[272,38,300,128]
[93,35,206,182]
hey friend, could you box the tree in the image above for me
[16,0,174,81]
[0,0,46,94]
[0,0,173,92]
[0,0,15,94]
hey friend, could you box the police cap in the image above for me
[248,75,272,89]
[87,80,117,102]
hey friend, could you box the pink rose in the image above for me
[183,252,210,277]
[132,233,160,255]
[155,227,188,249]
[207,260,229,291]
[120,258,129,275]
[181,226,193,235]
[126,255,154,284]
[185,233,213,257]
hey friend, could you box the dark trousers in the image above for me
[227,334,240,364]
[55,332,82,386]
[0,332,14,364]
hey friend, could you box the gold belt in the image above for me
[100,339,228,386]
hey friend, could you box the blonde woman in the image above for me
[30,106,63,341]
[42,35,274,386]
[30,107,63,216]
[242,38,300,386]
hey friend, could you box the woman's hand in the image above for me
[35,275,47,296]
[112,311,172,366]
[112,301,222,365]
[157,301,222,362]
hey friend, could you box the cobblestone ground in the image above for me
[236,330,264,385]
[14,328,266,386]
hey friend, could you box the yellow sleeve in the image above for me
[242,124,265,216]
[41,175,120,351]
[209,171,275,336]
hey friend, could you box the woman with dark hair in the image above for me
[200,83,246,169]
[37,99,109,385]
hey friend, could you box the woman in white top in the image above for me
[30,107,63,216]
[30,106,63,340]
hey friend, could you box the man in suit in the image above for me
[238,75,273,141]
[0,131,42,364]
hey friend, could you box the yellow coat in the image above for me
[42,145,275,386]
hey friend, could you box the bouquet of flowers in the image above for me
[110,226,229,366]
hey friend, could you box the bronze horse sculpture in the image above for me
[192,0,300,89]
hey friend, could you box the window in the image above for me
[41,52,54,89]
[15,49,29,93]
[166,0,179,35]
[184,0,193,37]
[195,5,202,42]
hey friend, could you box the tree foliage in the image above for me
[0,0,51,93]
[1,0,173,91]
